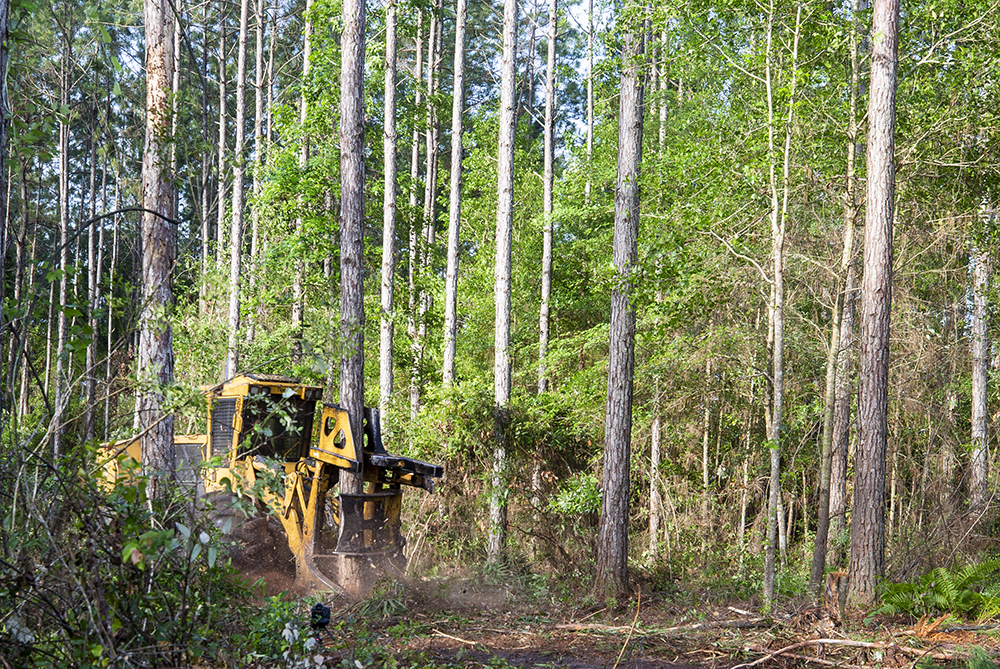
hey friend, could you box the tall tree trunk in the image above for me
[246,0,266,346]
[45,278,54,399]
[412,1,442,413]
[584,0,593,204]
[0,0,8,409]
[140,0,177,494]
[266,0,276,146]
[849,0,898,607]
[85,90,99,443]
[763,2,800,606]
[104,181,121,440]
[407,13,424,422]
[292,0,313,363]
[225,0,250,379]
[441,0,467,386]
[829,260,856,568]
[537,0,556,394]
[339,0,367,498]
[595,10,644,599]
[811,0,862,586]
[521,0,538,116]
[650,47,668,560]
[9,157,28,420]
[216,0,228,271]
[380,0,399,416]
[171,8,181,220]
[649,364,662,559]
[54,39,71,457]
[489,0,518,564]
[701,357,712,528]
[970,236,991,509]
[199,3,212,313]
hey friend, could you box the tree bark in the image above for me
[595,13,644,599]
[105,196,120,440]
[811,0,862,587]
[53,35,71,457]
[9,157,28,421]
[216,0,228,270]
[442,0,467,387]
[412,0,443,411]
[140,0,177,493]
[830,259,857,569]
[649,372,662,559]
[537,0,556,394]
[584,0,593,204]
[246,0,266,346]
[701,357,712,528]
[970,238,990,509]
[380,0,399,417]
[199,2,212,314]
[408,12,424,422]
[292,0,313,364]
[849,0,898,607]
[266,0,276,146]
[489,0,518,564]
[0,0,8,406]
[340,0,367,496]
[225,0,250,379]
[85,88,98,443]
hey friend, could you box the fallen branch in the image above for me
[556,618,767,635]
[431,629,478,646]
[732,639,962,669]
[759,649,864,669]
[557,623,632,633]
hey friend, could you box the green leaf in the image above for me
[208,546,217,568]
[175,522,191,539]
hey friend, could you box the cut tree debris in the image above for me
[731,638,967,669]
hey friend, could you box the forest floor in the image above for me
[310,579,1000,669]
[224,521,999,668]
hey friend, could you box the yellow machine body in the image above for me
[100,374,442,595]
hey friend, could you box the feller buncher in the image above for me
[103,374,443,596]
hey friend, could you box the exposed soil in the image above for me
[227,558,1000,668]
[226,515,302,597]
[225,533,1000,667]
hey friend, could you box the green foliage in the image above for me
[354,579,409,619]
[547,472,601,517]
[876,560,1000,622]
[0,446,272,666]
[967,647,1000,669]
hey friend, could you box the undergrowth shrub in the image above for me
[403,380,599,579]
[876,559,1000,622]
[0,442,268,667]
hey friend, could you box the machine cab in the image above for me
[203,374,323,491]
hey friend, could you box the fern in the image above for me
[877,559,1000,621]
[976,582,1000,624]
